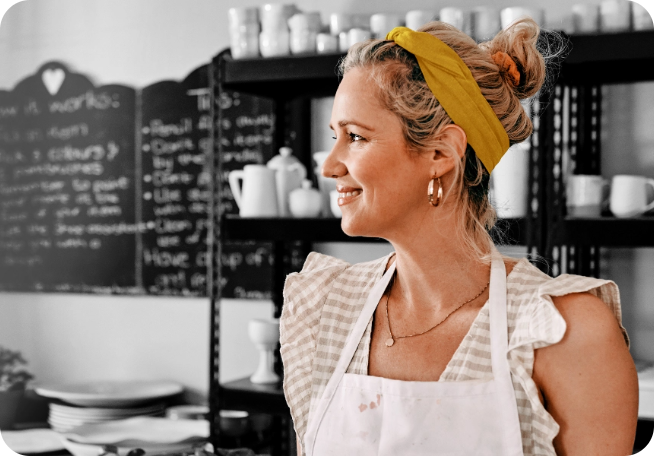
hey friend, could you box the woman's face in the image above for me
[323,67,435,239]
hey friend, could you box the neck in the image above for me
[386,205,491,315]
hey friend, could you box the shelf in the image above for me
[217,52,345,99]
[223,215,528,245]
[562,30,654,84]
[555,216,654,246]
[219,377,288,416]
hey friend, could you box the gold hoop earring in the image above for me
[427,176,442,207]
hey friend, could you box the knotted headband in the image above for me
[386,27,510,174]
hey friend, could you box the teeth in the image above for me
[339,190,361,198]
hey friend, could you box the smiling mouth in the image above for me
[338,189,362,206]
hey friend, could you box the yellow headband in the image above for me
[386,27,510,174]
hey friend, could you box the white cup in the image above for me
[260,3,296,33]
[228,7,259,27]
[632,2,654,30]
[330,13,353,35]
[491,141,530,218]
[330,190,342,218]
[610,175,654,218]
[348,28,372,48]
[439,7,466,31]
[471,7,501,41]
[566,175,607,217]
[260,29,290,57]
[317,33,339,53]
[572,4,600,33]
[230,23,260,59]
[406,10,435,30]
[338,31,349,52]
[600,0,632,32]
[370,13,402,39]
[290,31,317,54]
[500,7,545,29]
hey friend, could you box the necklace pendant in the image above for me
[385,337,395,347]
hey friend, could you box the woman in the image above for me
[281,19,638,456]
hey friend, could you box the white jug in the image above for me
[267,147,307,217]
[228,164,279,217]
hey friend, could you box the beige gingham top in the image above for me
[280,252,627,455]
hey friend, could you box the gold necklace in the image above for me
[384,271,490,347]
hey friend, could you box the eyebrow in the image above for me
[329,120,375,131]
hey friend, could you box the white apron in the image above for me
[303,252,525,456]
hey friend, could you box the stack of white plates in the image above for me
[34,380,183,432]
[47,401,166,432]
[59,417,209,456]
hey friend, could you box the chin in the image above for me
[339,212,383,239]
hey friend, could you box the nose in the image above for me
[321,144,348,179]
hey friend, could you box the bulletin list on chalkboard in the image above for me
[0,61,276,298]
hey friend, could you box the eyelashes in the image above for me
[332,133,366,142]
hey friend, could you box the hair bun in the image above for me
[483,17,545,99]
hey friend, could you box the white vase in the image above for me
[248,319,280,384]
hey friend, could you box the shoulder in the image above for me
[506,259,628,350]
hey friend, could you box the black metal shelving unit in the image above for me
[208,29,654,456]
[543,29,654,277]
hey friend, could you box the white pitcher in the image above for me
[228,164,279,217]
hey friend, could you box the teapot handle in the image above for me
[289,162,307,180]
[228,170,245,209]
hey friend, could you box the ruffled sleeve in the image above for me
[505,263,628,454]
[280,252,350,442]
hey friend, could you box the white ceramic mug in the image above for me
[491,141,530,218]
[439,7,466,31]
[316,33,338,53]
[228,165,278,217]
[330,12,353,36]
[600,0,632,32]
[632,1,654,30]
[230,24,260,59]
[566,175,607,217]
[348,28,372,48]
[406,10,435,30]
[572,4,600,33]
[610,174,654,218]
[471,7,501,41]
[260,29,290,57]
[370,13,402,39]
[500,7,544,29]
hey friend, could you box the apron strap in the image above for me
[488,249,524,454]
[304,261,397,454]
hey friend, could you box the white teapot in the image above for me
[267,147,306,217]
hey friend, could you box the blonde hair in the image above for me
[339,18,549,262]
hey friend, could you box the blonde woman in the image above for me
[281,19,638,456]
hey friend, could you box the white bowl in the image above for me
[61,437,198,456]
[248,319,280,346]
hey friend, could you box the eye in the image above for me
[349,132,365,142]
[332,136,337,140]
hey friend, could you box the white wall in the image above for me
[0,0,652,406]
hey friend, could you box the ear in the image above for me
[430,124,468,177]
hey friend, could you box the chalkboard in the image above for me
[0,62,139,293]
[139,66,211,296]
[217,90,275,300]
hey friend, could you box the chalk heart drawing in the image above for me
[42,68,65,96]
